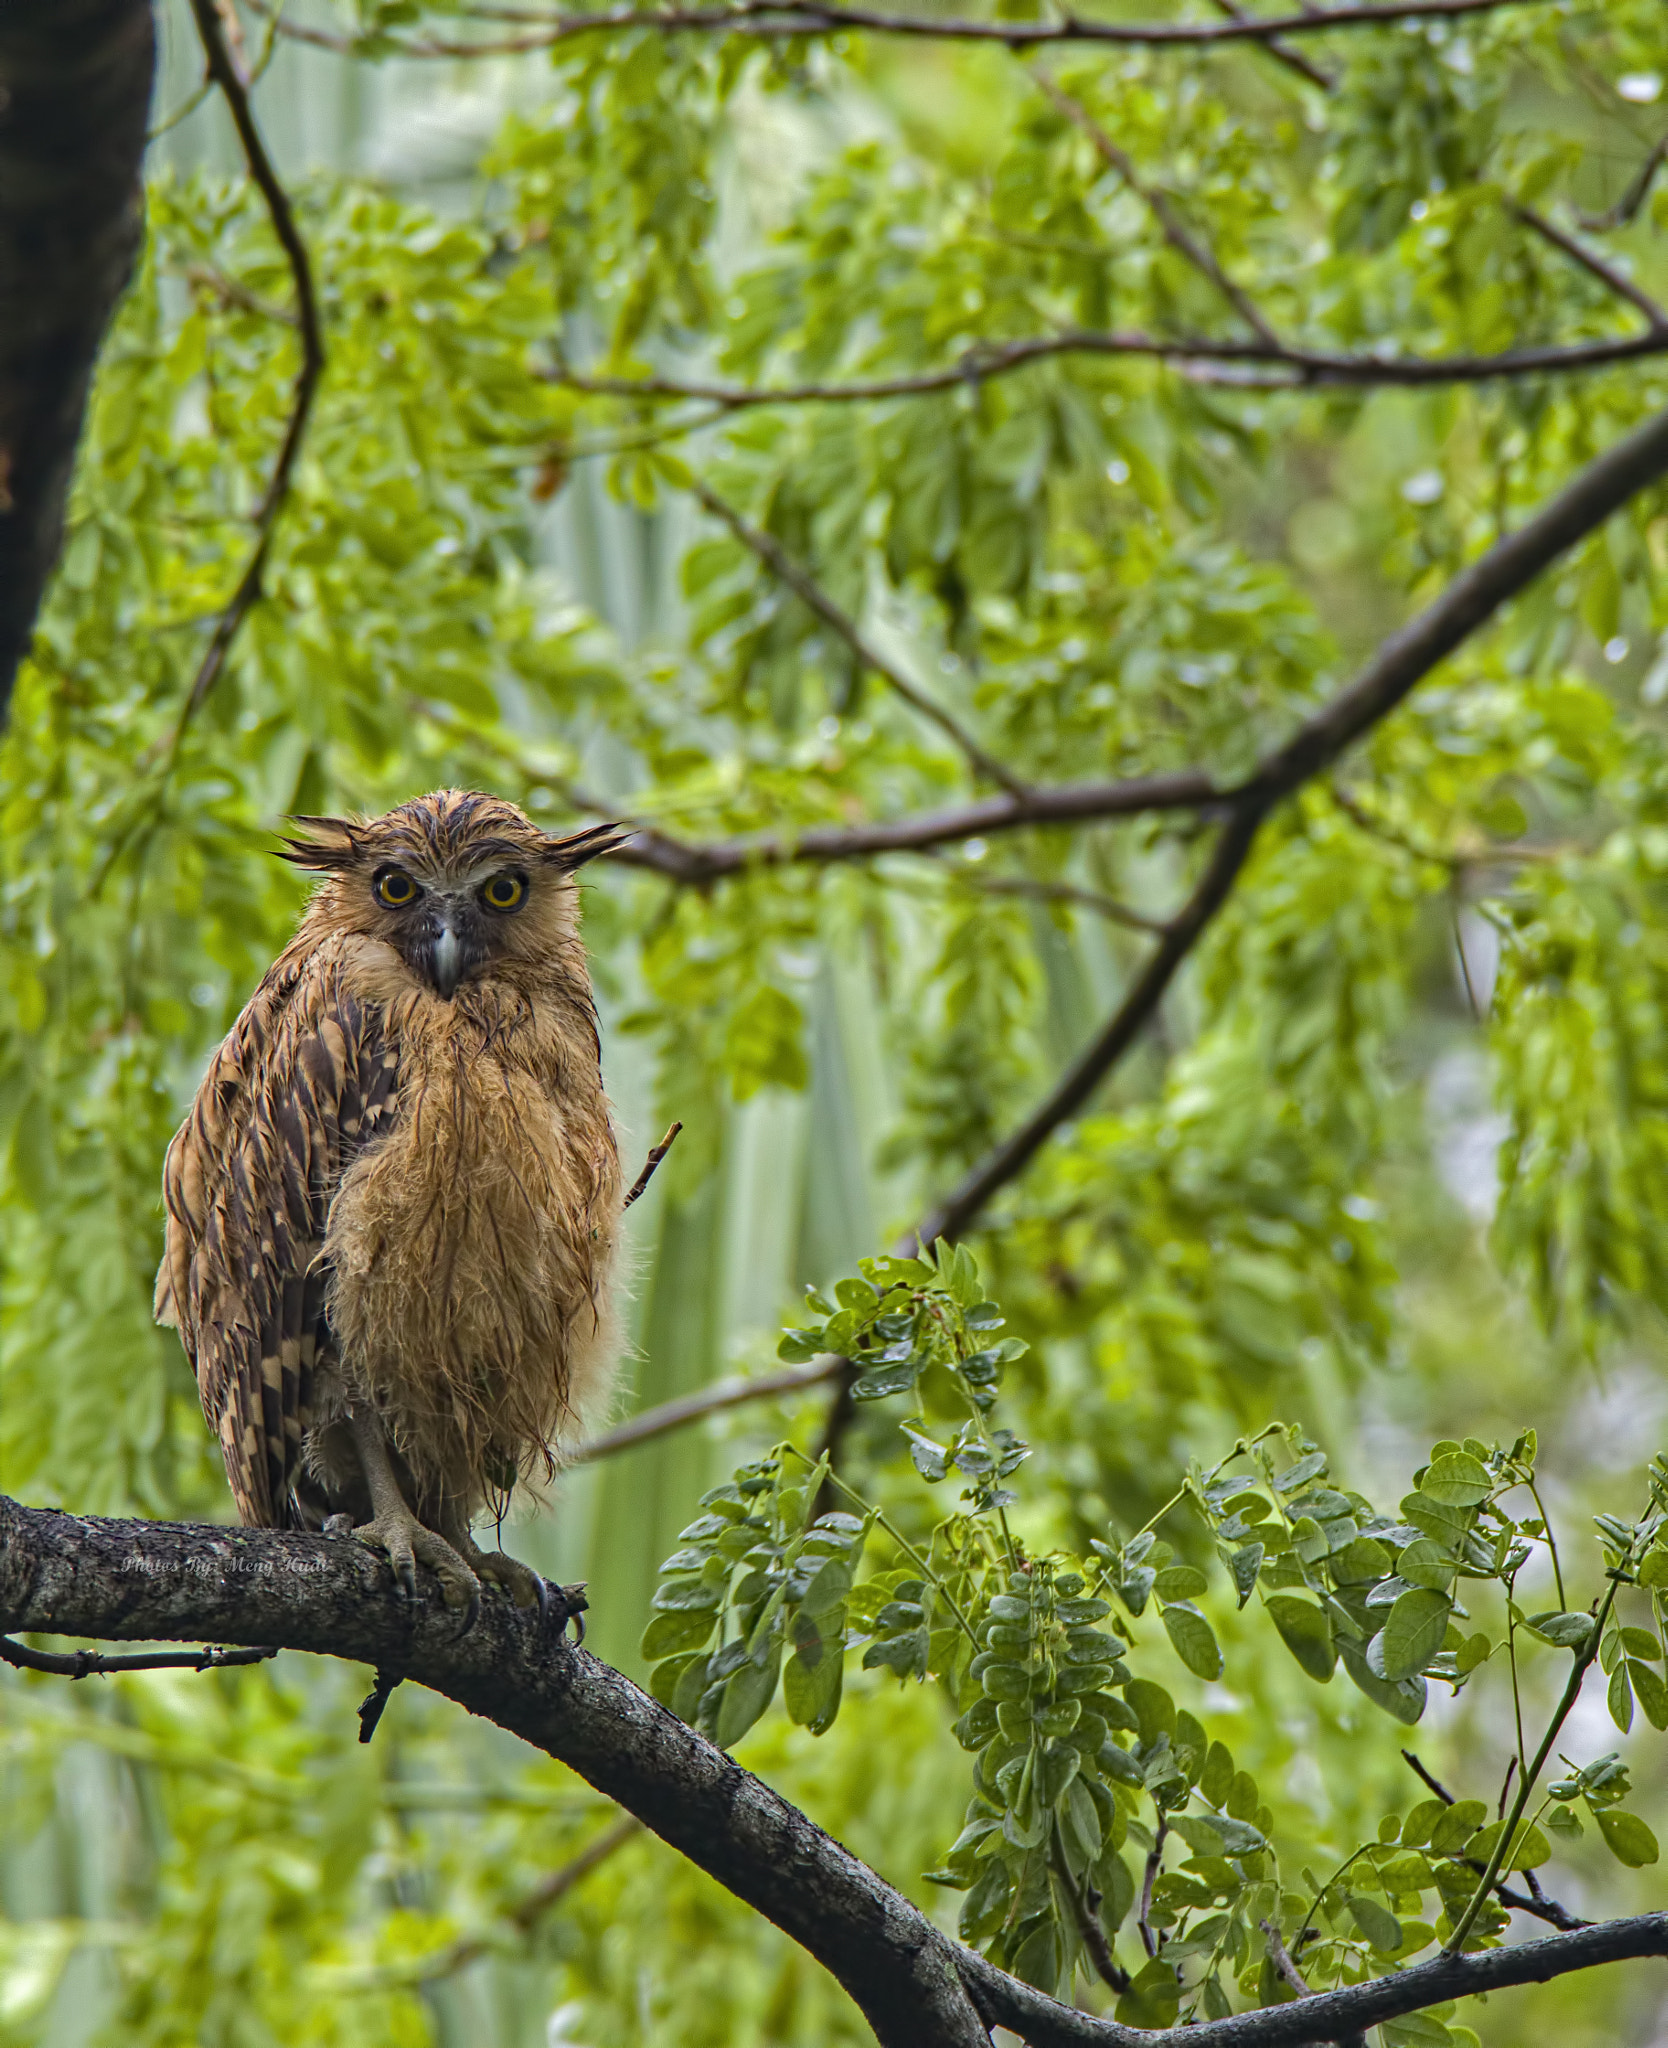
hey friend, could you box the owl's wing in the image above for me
[156,949,399,1528]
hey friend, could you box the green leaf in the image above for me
[1266,1594,1336,1681]
[1631,1658,1668,1729]
[1593,1808,1659,1867]
[1608,1660,1634,1734]
[1428,1799,1487,1857]
[1378,1588,1453,1681]
[715,1646,782,1749]
[1161,1603,1223,1679]
[642,1606,720,1660]
[784,1625,844,1734]
[1347,1893,1403,1953]
[1154,1564,1209,1600]
[1419,1453,1491,1507]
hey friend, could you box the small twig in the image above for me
[1514,201,1668,332]
[1498,1754,1518,1822]
[623,1121,683,1209]
[926,858,1168,933]
[178,260,298,326]
[1576,133,1668,233]
[1261,1918,1313,1998]
[357,1665,404,1742]
[0,1636,276,1679]
[1035,77,1284,349]
[690,479,1028,799]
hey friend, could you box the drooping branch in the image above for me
[253,0,1553,60]
[172,0,325,739]
[1577,133,1668,233]
[0,0,155,725]
[1034,77,1283,348]
[5,1494,1668,2048]
[1513,201,1668,332]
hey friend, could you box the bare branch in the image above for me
[569,1356,848,1461]
[552,321,1668,416]
[1513,201,1668,332]
[1034,77,1284,348]
[251,0,1557,60]
[930,862,1168,934]
[174,0,324,737]
[690,478,1029,798]
[0,1635,276,1677]
[623,1120,683,1208]
[1051,1835,1131,1992]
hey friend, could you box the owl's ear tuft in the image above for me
[541,821,630,872]
[276,815,366,873]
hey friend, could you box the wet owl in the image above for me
[154,789,625,1612]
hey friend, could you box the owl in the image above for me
[154,790,625,1614]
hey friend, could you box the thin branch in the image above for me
[623,1120,683,1208]
[1576,133,1668,233]
[1138,1815,1168,1957]
[10,1498,1668,2048]
[1513,202,1668,333]
[690,478,1029,798]
[568,1356,847,1462]
[251,0,1558,59]
[0,1635,276,1677]
[175,0,324,737]
[1035,77,1283,348]
[551,321,1668,415]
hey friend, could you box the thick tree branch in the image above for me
[0,0,155,724]
[0,1497,990,2048]
[594,397,1668,1459]
[255,0,1553,59]
[690,478,1028,797]
[8,1496,1668,2048]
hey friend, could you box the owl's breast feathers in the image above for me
[158,931,621,1529]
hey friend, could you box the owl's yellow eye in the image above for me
[480,871,527,913]
[374,868,419,908]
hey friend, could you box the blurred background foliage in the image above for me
[3,0,1668,2039]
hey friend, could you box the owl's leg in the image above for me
[435,1504,550,1615]
[345,1407,481,1618]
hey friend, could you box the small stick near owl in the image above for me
[155,788,637,1627]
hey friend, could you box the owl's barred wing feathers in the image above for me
[156,941,399,1527]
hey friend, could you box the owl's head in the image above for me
[279,790,622,1000]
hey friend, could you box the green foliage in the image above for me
[7,0,1668,2039]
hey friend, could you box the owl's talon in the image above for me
[352,1511,480,1614]
[450,1536,547,1613]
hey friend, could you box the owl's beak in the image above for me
[431,916,464,1001]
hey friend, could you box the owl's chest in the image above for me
[321,1003,616,1376]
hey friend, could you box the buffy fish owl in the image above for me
[154,790,624,1612]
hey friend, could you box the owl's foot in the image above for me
[451,1535,549,1615]
[352,1507,480,1620]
